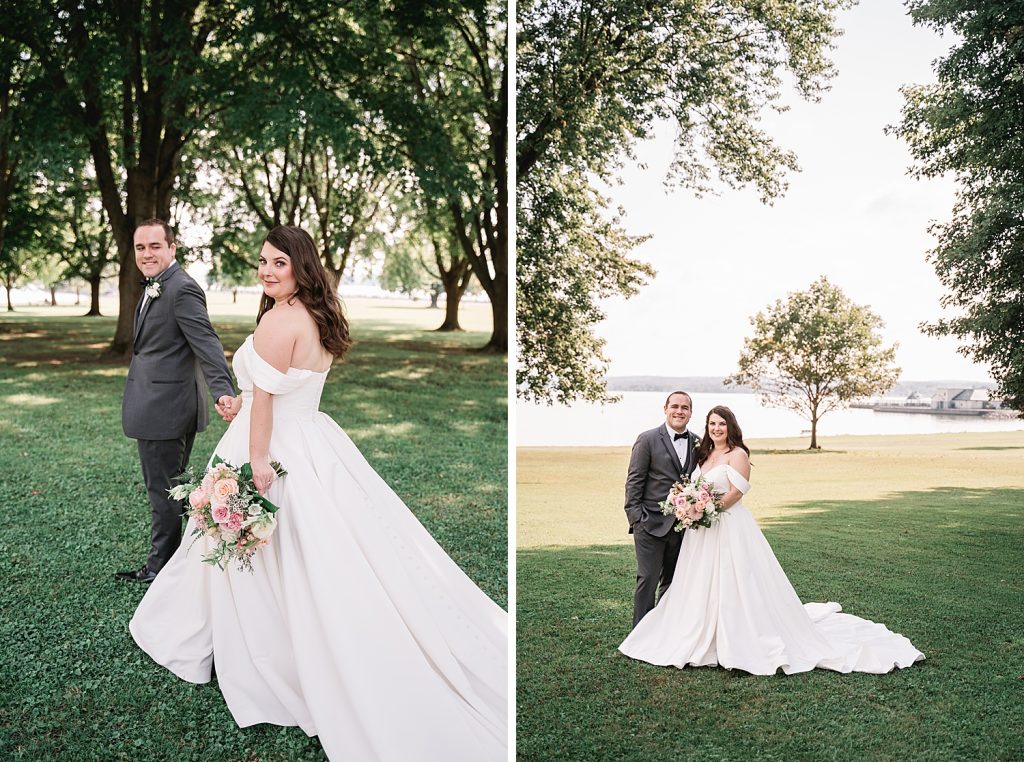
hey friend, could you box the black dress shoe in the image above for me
[113,565,158,583]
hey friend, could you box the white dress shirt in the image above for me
[665,423,690,465]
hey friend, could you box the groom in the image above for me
[115,219,237,583]
[624,390,700,626]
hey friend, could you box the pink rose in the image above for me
[687,503,704,521]
[225,512,244,532]
[698,489,711,503]
[188,488,208,510]
[213,478,239,501]
[211,503,230,524]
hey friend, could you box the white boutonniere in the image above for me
[145,279,162,300]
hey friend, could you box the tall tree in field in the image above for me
[1,2,268,356]
[426,226,474,332]
[58,165,118,316]
[198,79,406,291]
[894,1,1024,413]
[517,0,849,402]
[0,39,24,287]
[0,174,63,311]
[727,277,900,449]
[0,38,60,305]
[300,0,508,351]
[389,2,507,351]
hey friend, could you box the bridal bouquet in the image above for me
[660,474,726,532]
[169,456,287,572]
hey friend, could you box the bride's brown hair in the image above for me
[696,405,751,465]
[256,226,353,358]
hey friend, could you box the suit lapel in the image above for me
[659,427,686,478]
[682,432,699,474]
[133,294,145,340]
[133,294,148,342]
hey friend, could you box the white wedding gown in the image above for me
[619,464,924,675]
[130,335,507,760]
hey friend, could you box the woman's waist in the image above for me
[239,389,321,417]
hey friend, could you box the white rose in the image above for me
[250,516,277,540]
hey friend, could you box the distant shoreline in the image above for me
[605,376,997,398]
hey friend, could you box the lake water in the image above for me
[516,391,1024,447]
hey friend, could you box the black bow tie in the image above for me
[673,432,687,441]
[139,277,156,286]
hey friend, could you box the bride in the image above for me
[129,226,507,760]
[619,405,924,675]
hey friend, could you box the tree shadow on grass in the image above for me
[517,486,1024,761]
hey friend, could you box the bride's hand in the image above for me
[216,395,243,421]
[251,457,276,495]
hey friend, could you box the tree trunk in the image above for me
[85,274,102,316]
[437,294,463,331]
[809,413,820,450]
[481,280,507,353]
[108,232,142,356]
[49,286,56,306]
[429,288,440,309]
[4,274,13,312]
[232,287,237,304]
[448,205,507,353]
[107,161,172,355]
[75,286,81,306]
[435,264,471,332]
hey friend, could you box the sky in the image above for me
[592,1,988,382]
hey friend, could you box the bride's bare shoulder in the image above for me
[726,447,751,479]
[253,308,299,372]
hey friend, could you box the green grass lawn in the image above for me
[517,434,1024,760]
[0,297,506,761]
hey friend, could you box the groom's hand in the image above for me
[216,394,243,421]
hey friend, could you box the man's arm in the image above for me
[174,279,236,401]
[624,433,651,527]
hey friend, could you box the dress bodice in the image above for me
[232,334,328,419]
[694,463,751,498]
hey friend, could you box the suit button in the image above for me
[133,350,139,355]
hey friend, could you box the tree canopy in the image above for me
[516,0,849,403]
[727,276,900,449]
[0,2,506,353]
[894,0,1024,413]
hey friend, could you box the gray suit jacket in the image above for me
[122,262,235,440]
[624,424,701,537]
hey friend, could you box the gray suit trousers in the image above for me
[632,526,683,627]
[138,431,196,572]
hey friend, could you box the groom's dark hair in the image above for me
[664,390,692,407]
[136,218,175,246]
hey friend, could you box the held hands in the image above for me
[251,456,276,495]
[216,395,243,421]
